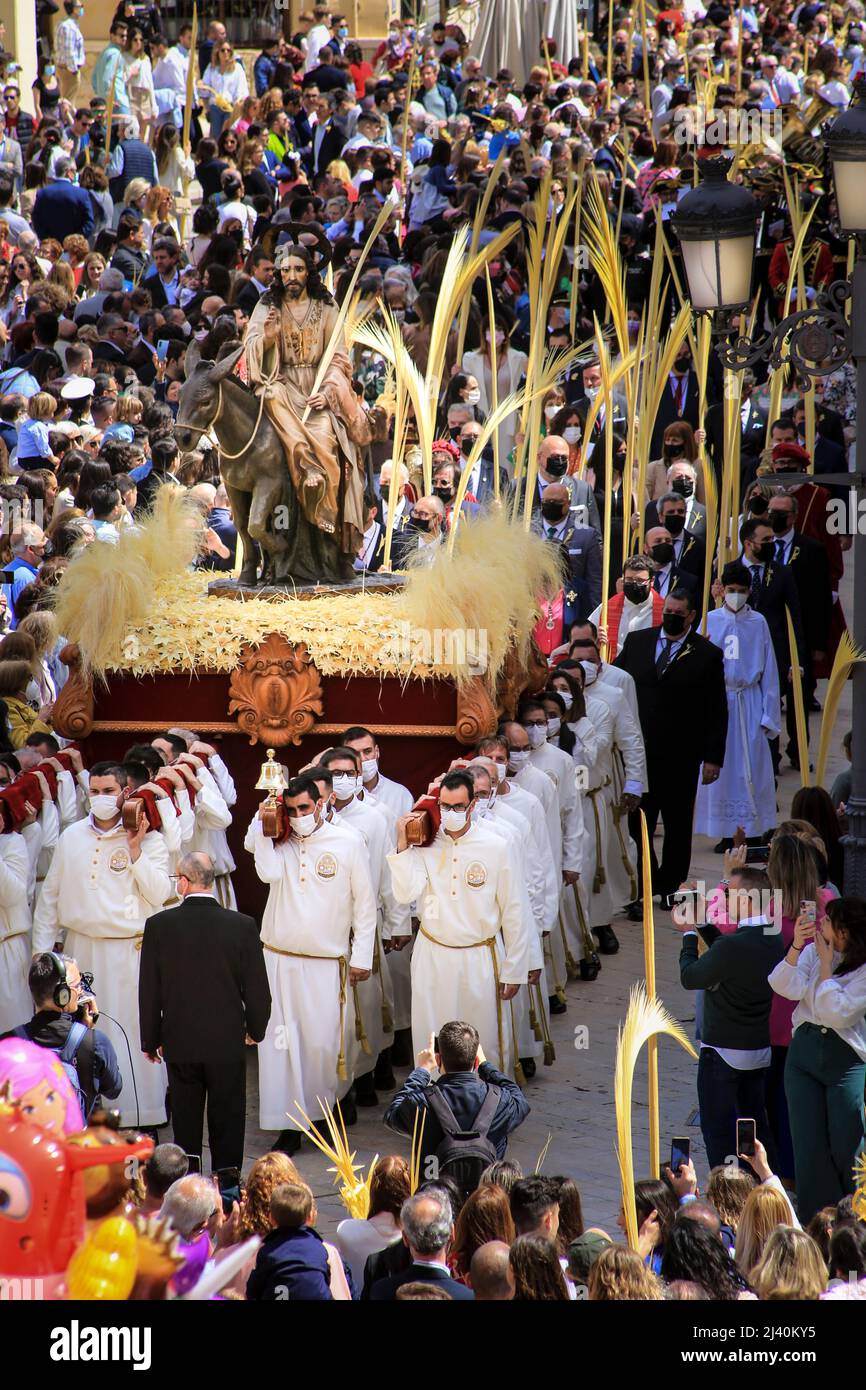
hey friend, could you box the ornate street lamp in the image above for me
[671,123,866,894]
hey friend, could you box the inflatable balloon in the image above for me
[0,1093,153,1277]
[0,1037,84,1135]
[67,1217,138,1300]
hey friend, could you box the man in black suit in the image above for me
[649,343,701,457]
[456,421,509,507]
[235,247,275,317]
[766,493,832,763]
[615,589,728,906]
[138,851,271,1175]
[739,515,805,693]
[530,482,602,620]
[705,368,767,500]
[643,524,700,609]
[369,1189,475,1300]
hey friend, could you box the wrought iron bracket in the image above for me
[706,279,852,375]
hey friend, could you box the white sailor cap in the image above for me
[60,376,95,401]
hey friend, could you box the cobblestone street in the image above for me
[182,572,853,1242]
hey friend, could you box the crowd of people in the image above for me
[0,0,863,1304]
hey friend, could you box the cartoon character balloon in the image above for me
[0,1089,152,1278]
[0,1037,83,1135]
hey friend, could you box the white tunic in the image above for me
[362,771,413,819]
[359,784,414,1031]
[335,796,396,1072]
[248,817,377,1131]
[695,605,780,838]
[387,823,529,1078]
[0,832,33,1033]
[589,594,657,654]
[514,763,562,876]
[587,676,645,910]
[573,691,617,928]
[32,817,171,1125]
[529,741,583,874]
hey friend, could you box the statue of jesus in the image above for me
[244,242,370,581]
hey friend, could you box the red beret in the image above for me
[772,441,811,465]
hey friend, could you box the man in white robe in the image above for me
[341,726,415,1061]
[0,829,33,1032]
[388,770,530,1080]
[695,563,780,841]
[246,771,377,1155]
[166,730,238,908]
[32,760,171,1126]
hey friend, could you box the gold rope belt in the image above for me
[419,924,507,1076]
[373,932,394,1035]
[586,785,608,892]
[264,943,352,1082]
[0,930,29,944]
[71,931,145,951]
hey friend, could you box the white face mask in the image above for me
[464,388,481,405]
[556,689,573,711]
[508,749,530,772]
[290,810,319,837]
[584,384,599,400]
[361,757,378,782]
[547,716,561,737]
[725,591,748,612]
[581,661,598,686]
[474,794,492,819]
[90,793,120,821]
[495,763,507,783]
[544,404,560,422]
[441,806,469,833]
[563,426,580,444]
[525,724,546,749]
[332,773,357,800]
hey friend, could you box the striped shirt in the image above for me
[55,16,85,72]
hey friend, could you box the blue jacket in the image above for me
[31,180,95,242]
[384,1063,530,1167]
[254,52,277,98]
[370,1262,475,1301]
[246,1225,351,1302]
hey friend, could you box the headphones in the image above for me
[48,951,71,1009]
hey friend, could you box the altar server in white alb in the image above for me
[0,828,33,1033]
[694,561,780,843]
[246,771,377,1157]
[341,724,416,1065]
[32,760,171,1126]
[388,770,530,1080]
[166,729,238,909]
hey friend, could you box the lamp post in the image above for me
[672,119,866,894]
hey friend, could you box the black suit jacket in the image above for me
[650,371,701,456]
[743,558,805,681]
[780,531,833,656]
[138,895,271,1063]
[235,279,263,316]
[614,625,728,774]
[369,1262,475,1301]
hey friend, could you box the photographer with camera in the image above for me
[2,951,122,1119]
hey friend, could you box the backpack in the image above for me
[14,1020,93,1118]
[424,1084,502,1199]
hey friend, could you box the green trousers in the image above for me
[785,1022,866,1225]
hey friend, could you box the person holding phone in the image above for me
[675,862,785,1169]
[768,896,866,1224]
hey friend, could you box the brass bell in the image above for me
[255,749,288,793]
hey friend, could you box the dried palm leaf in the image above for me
[816,631,866,787]
[786,606,811,787]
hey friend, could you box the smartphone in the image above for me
[745,846,770,864]
[800,899,817,924]
[736,1118,756,1158]
[215,1166,241,1190]
[184,1152,202,1174]
[156,339,170,361]
[670,1136,690,1173]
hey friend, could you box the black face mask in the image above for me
[769,511,791,534]
[756,539,775,563]
[433,485,454,503]
[545,454,568,478]
[411,514,432,533]
[673,358,691,374]
[541,500,567,523]
[671,477,694,497]
[662,611,688,636]
[749,494,769,515]
[663,513,686,536]
[662,443,680,460]
[449,425,463,440]
[651,542,674,565]
[623,580,650,603]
